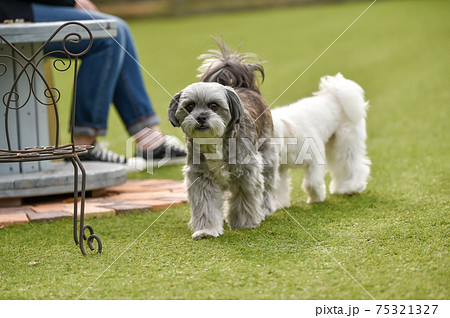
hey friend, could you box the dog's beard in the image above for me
[181,113,227,138]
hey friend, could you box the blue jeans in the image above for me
[32,3,160,137]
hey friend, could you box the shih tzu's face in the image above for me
[169,82,242,138]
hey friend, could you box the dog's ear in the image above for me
[225,86,243,125]
[168,91,182,127]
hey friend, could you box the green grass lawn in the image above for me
[0,0,449,299]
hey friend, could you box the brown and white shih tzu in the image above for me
[168,41,279,239]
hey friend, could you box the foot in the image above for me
[262,196,278,216]
[330,180,367,195]
[275,193,291,208]
[306,195,326,204]
[192,228,223,240]
[303,179,326,204]
[79,142,127,164]
[136,135,187,166]
[227,215,264,230]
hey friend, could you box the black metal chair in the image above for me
[0,22,102,255]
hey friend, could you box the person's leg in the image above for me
[107,26,187,158]
[32,4,185,163]
[32,4,124,139]
[31,4,159,139]
[108,19,165,150]
[110,19,160,136]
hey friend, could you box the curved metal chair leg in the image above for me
[70,158,79,245]
[72,154,103,255]
[0,22,100,256]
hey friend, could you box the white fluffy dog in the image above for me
[272,73,371,206]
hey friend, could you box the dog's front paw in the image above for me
[276,197,291,209]
[304,183,326,204]
[306,196,325,204]
[262,199,277,216]
[228,218,263,230]
[330,180,367,195]
[192,228,223,240]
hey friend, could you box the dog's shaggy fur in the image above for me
[168,41,278,239]
[272,73,371,206]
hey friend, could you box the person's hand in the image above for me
[74,0,99,12]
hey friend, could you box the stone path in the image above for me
[0,179,187,228]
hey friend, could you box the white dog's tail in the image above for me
[317,72,368,123]
[318,73,371,195]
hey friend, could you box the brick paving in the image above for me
[0,179,187,228]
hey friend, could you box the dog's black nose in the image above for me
[197,114,208,124]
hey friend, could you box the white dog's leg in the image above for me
[260,142,280,216]
[185,167,224,240]
[302,163,327,204]
[226,156,266,229]
[327,122,371,195]
[275,166,291,208]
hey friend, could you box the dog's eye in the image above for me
[208,103,219,111]
[185,104,195,113]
